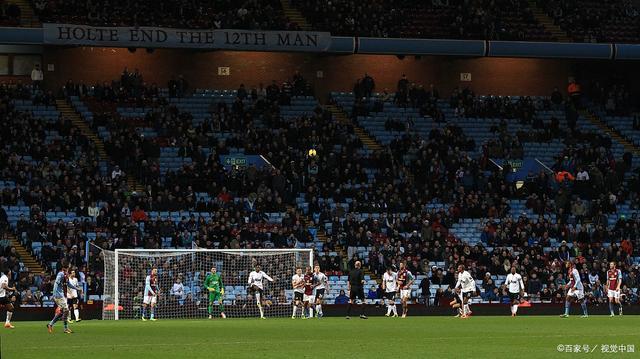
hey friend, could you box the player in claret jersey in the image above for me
[606,262,623,316]
[560,261,588,318]
[397,261,414,318]
[142,268,159,321]
[303,267,315,319]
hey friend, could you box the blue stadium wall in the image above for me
[3,27,640,59]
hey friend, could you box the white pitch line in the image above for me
[19,339,342,350]
[16,333,639,351]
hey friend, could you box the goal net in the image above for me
[100,249,313,320]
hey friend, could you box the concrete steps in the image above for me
[325,104,383,151]
[287,208,371,280]
[330,241,378,280]
[315,104,383,281]
[6,232,47,274]
[280,0,312,31]
[528,0,572,42]
[581,110,640,156]
[127,177,146,193]
[55,99,146,193]
[55,99,108,159]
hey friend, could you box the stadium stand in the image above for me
[32,0,297,30]
[1,68,639,308]
[539,0,640,43]
[3,0,635,44]
[294,0,553,40]
[0,2,22,26]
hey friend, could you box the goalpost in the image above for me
[100,248,313,320]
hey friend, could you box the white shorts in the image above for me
[303,294,314,303]
[400,289,411,300]
[607,289,620,299]
[54,297,68,310]
[143,295,157,305]
[567,288,584,300]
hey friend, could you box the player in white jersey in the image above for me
[560,261,588,318]
[313,265,328,318]
[505,266,524,317]
[382,266,398,317]
[247,264,274,319]
[454,264,476,319]
[0,269,17,329]
[291,267,305,319]
[66,270,81,323]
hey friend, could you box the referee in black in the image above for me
[346,261,368,319]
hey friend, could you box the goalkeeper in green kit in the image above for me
[204,266,226,319]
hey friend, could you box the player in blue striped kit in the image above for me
[560,261,588,318]
[47,261,81,334]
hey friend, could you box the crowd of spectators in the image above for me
[323,74,640,306]
[0,0,634,44]
[352,74,447,124]
[447,0,545,41]
[0,82,113,306]
[294,0,401,38]
[33,0,295,30]
[295,0,551,41]
[540,0,640,43]
[1,70,639,310]
[66,70,343,264]
[587,82,636,116]
[0,1,21,26]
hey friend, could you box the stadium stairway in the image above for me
[528,0,572,42]
[325,104,383,151]
[581,110,640,156]
[55,99,146,193]
[280,0,312,31]
[55,99,109,159]
[292,207,341,264]
[13,0,40,27]
[290,204,380,280]
[125,175,146,193]
[316,226,379,281]
[6,232,47,274]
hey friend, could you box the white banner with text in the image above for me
[43,24,331,52]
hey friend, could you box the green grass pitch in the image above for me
[2,316,639,358]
